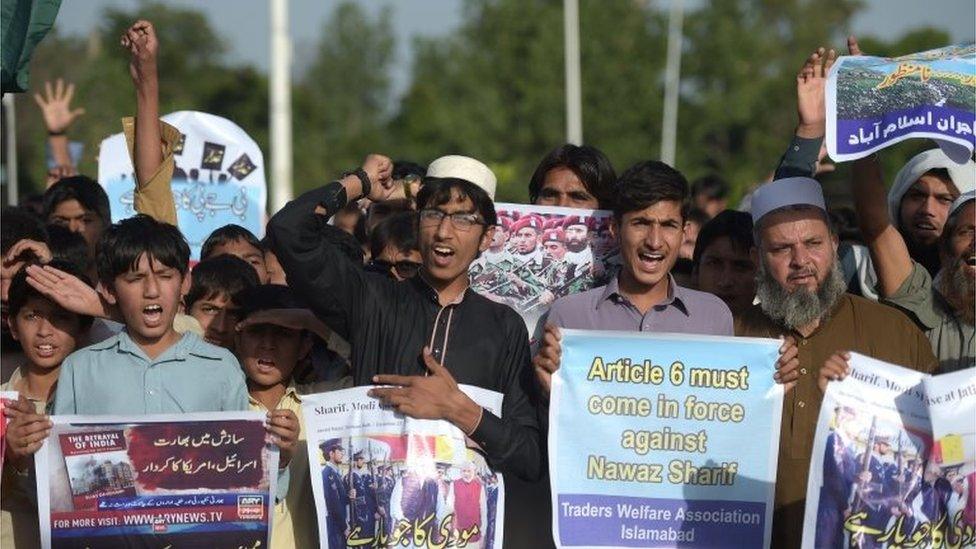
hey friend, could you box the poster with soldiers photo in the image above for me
[470,203,619,337]
[303,386,505,549]
[802,356,976,549]
[826,43,976,163]
[98,111,268,260]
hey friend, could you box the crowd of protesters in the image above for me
[0,19,972,549]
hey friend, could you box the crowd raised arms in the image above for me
[0,15,973,549]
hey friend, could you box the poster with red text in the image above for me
[36,411,278,549]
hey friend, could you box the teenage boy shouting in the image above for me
[268,154,542,482]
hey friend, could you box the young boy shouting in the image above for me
[233,284,349,548]
[51,215,250,414]
[2,261,92,548]
[48,216,295,507]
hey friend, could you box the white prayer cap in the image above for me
[888,149,976,226]
[950,190,975,218]
[426,155,497,200]
[749,177,826,224]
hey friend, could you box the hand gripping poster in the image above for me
[549,330,784,548]
[802,355,976,548]
[98,111,268,260]
[469,203,619,336]
[36,411,279,549]
[303,385,504,549]
[1,391,17,473]
[826,43,976,163]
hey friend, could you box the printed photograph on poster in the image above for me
[802,355,976,549]
[303,385,506,549]
[470,203,619,336]
[36,411,278,549]
[315,434,500,549]
[826,43,976,163]
[97,111,268,260]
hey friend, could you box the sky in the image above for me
[53,0,976,99]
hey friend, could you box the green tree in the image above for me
[13,2,268,197]
[392,0,667,203]
[292,1,394,193]
[678,0,862,203]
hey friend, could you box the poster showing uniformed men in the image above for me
[803,356,976,549]
[304,386,506,549]
[469,203,618,337]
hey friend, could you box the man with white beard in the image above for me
[733,176,938,549]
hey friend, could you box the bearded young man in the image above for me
[734,175,938,549]
[266,154,542,484]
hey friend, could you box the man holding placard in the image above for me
[735,171,938,547]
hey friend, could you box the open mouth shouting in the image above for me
[142,304,165,327]
[636,250,666,273]
[256,357,277,373]
[430,244,456,268]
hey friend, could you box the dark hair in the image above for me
[370,211,418,259]
[692,210,754,268]
[613,161,689,221]
[691,174,729,201]
[96,215,190,284]
[393,160,427,181]
[200,224,264,261]
[184,254,260,309]
[232,284,302,320]
[529,144,617,208]
[417,178,497,228]
[8,259,94,330]
[367,199,412,234]
[46,224,93,275]
[42,176,111,225]
[1,206,47,256]
[687,207,711,227]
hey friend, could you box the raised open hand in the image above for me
[796,47,836,138]
[33,79,85,134]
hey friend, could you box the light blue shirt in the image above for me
[53,331,249,415]
[52,330,290,500]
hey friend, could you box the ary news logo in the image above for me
[237,495,265,520]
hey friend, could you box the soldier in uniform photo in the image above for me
[320,439,350,549]
[349,451,378,540]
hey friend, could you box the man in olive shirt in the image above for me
[735,176,937,549]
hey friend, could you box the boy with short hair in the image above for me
[2,207,49,381]
[52,214,249,414]
[2,261,93,548]
[233,284,350,548]
[184,254,260,349]
[200,224,269,283]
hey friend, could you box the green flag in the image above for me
[1,0,62,94]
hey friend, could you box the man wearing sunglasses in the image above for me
[268,155,542,489]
